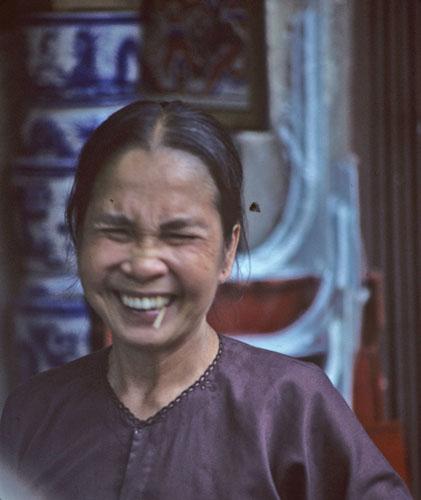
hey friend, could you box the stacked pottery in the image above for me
[13,10,143,379]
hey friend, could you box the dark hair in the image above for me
[66,100,247,251]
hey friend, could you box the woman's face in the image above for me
[78,146,239,351]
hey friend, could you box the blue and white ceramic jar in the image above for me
[12,158,77,274]
[11,9,144,379]
[21,10,143,102]
[19,101,129,160]
[14,275,90,379]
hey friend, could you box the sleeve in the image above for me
[275,366,413,499]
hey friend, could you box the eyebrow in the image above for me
[160,217,209,231]
[93,213,132,226]
[92,213,208,230]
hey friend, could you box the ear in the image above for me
[218,224,241,284]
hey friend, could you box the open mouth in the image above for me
[119,293,173,312]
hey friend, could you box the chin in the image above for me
[110,325,178,351]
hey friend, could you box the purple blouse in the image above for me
[0,336,412,499]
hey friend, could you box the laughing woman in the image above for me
[0,101,412,499]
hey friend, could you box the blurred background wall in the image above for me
[351,1,421,494]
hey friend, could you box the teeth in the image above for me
[120,294,170,311]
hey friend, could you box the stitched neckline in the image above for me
[102,335,223,429]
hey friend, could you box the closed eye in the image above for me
[99,226,132,242]
[164,232,200,242]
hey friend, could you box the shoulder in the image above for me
[220,334,332,393]
[0,348,110,469]
[219,337,413,497]
[1,348,109,418]
[219,335,352,425]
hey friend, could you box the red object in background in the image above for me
[207,277,320,334]
[353,271,410,487]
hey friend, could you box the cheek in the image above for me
[77,250,99,291]
[77,239,123,285]
[174,244,224,292]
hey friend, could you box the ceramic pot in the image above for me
[21,11,143,102]
[14,274,90,379]
[18,101,130,160]
[12,158,77,273]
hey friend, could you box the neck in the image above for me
[107,323,219,420]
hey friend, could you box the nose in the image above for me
[120,240,168,282]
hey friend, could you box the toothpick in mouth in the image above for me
[153,307,166,329]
